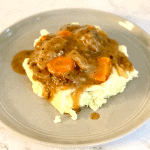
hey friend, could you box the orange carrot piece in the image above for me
[93,57,113,82]
[58,30,73,37]
[41,36,49,41]
[87,25,94,29]
[47,56,75,75]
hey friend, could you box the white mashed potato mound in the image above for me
[23,26,138,121]
[54,116,61,123]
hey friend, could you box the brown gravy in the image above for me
[90,112,100,120]
[11,50,34,75]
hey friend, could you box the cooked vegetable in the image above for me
[41,36,49,41]
[58,30,73,37]
[46,56,75,75]
[93,57,113,82]
[40,35,55,41]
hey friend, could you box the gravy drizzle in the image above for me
[11,50,34,75]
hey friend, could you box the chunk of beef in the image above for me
[67,50,89,71]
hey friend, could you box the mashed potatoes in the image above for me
[23,46,138,122]
[23,25,138,123]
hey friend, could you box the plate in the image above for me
[0,8,150,147]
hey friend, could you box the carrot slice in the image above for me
[47,56,75,75]
[87,25,95,29]
[41,36,49,41]
[58,30,73,37]
[93,57,113,82]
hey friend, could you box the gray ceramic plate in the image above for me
[0,9,150,147]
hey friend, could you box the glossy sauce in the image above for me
[11,50,34,75]
[90,112,100,120]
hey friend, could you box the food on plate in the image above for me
[12,23,138,122]
[54,116,62,123]
[11,50,34,75]
[90,112,100,120]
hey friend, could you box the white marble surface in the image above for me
[0,0,150,149]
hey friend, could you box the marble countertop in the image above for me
[0,0,150,149]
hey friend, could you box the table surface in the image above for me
[0,0,150,150]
